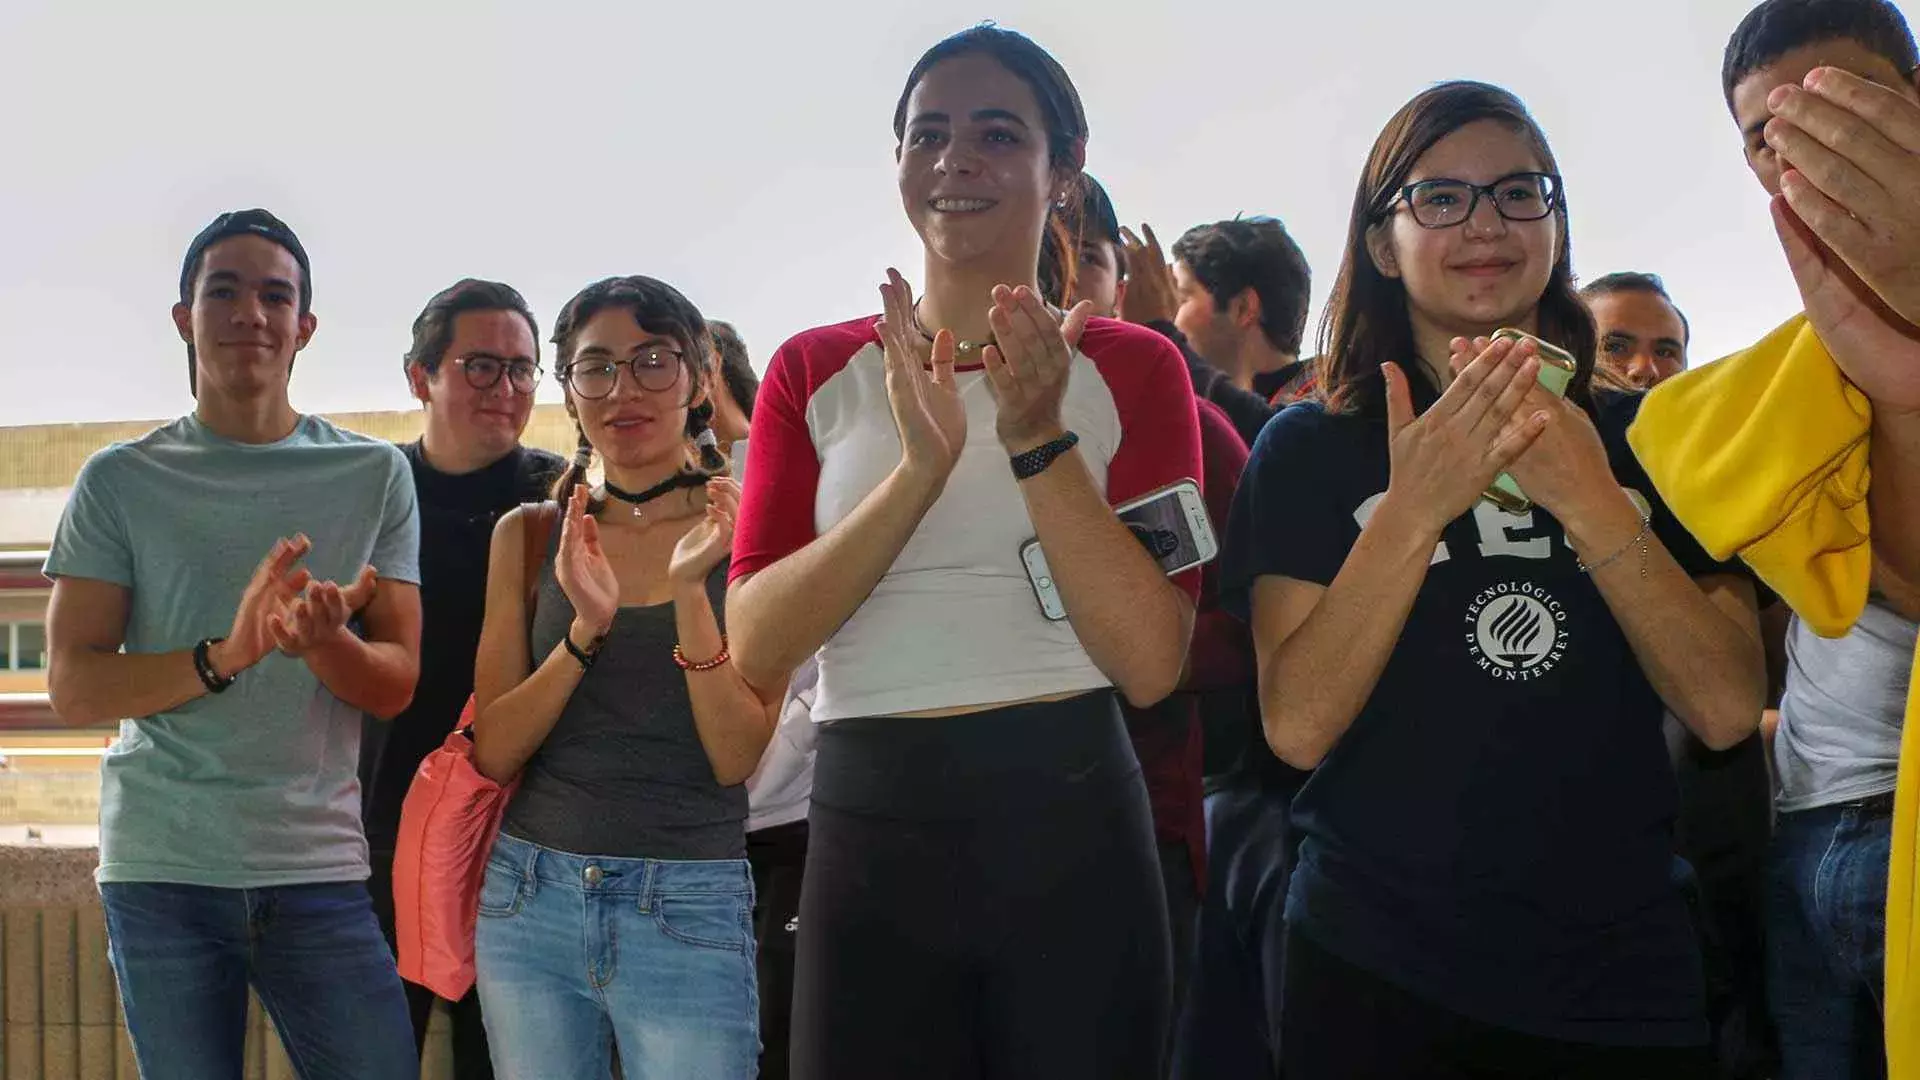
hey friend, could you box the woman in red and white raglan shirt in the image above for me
[727,25,1201,1080]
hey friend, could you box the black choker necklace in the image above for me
[603,471,704,519]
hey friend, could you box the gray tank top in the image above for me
[500,529,747,859]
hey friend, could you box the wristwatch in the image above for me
[1010,431,1080,481]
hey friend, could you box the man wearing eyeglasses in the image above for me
[360,278,563,1079]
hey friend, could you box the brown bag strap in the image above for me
[521,501,559,615]
[455,502,561,742]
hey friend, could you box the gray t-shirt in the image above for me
[45,414,420,886]
[1775,597,1914,812]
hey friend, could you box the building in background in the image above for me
[0,406,580,820]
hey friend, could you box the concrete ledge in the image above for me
[0,845,97,909]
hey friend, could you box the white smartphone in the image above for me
[730,438,747,483]
[1021,478,1218,622]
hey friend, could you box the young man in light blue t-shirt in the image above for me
[44,209,424,1080]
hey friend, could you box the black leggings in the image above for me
[792,692,1171,1080]
[1281,929,1712,1080]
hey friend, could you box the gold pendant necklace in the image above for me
[910,300,985,358]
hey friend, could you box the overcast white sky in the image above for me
[1,0,1899,427]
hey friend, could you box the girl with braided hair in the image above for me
[466,275,774,1079]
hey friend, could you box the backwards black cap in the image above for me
[1079,173,1122,248]
[178,208,312,312]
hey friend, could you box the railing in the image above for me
[0,896,459,1079]
[0,694,68,734]
[0,549,52,593]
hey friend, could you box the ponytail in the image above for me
[685,399,728,475]
[550,418,606,513]
[1037,175,1089,308]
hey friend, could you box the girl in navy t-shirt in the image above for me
[1221,81,1767,1079]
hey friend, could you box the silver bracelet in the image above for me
[1577,514,1652,578]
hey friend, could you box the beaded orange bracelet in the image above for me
[673,635,730,672]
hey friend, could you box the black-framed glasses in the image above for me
[1395,172,1563,229]
[561,348,686,401]
[452,354,542,394]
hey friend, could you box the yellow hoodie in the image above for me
[1627,314,1916,1074]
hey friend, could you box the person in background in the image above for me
[44,209,423,1080]
[707,319,759,456]
[1053,174,1257,1077]
[1117,222,1276,446]
[359,278,563,1078]
[468,276,775,1078]
[1225,82,1765,1078]
[727,25,1202,1077]
[1172,218,1315,405]
[1582,271,1691,389]
[1578,267,1772,1076]
[1721,2,1920,1075]
[1107,203,1319,1080]
[718,345,815,1080]
[743,657,818,1080]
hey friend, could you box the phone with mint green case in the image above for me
[1482,329,1578,514]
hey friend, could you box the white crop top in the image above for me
[730,315,1202,722]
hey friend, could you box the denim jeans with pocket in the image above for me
[1766,799,1893,1080]
[474,831,759,1080]
[98,880,418,1080]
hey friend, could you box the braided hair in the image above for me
[549,275,729,512]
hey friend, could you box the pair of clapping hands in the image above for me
[874,270,1094,478]
[216,536,378,675]
[1762,67,1920,408]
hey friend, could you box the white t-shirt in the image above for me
[729,315,1202,722]
[745,656,818,832]
[1775,597,1914,811]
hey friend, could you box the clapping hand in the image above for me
[218,535,314,672]
[669,478,741,585]
[1449,337,1614,527]
[1117,224,1179,326]
[1764,67,1920,409]
[876,269,967,480]
[555,483,619,639]
[981,284,1094,452]
[270,565,378,657]
[1382,339,1548,535]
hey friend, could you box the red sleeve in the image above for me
[1184,399,1255,691]
[728,333,824,584]
[1084,319,1206,601]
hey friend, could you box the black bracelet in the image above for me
[563,632,602,670]
[1010,431,1080,481]
[193,637,235,694]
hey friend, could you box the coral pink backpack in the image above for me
[392,502,555,1000]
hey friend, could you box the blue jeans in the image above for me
[474,832,759,1080]
[98,880,417,1080]
[1767,800,1893,1080]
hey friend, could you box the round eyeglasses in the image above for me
[1395,172,1562,229]
[561,348,687,401]
[451,355,542,395]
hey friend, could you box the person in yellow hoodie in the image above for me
[1630,2,1920,1077]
